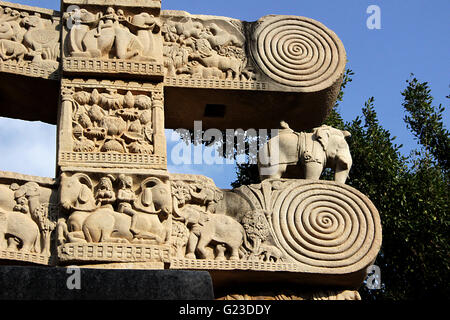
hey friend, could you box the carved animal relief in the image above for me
[58,172,172,263]
[0,3,60,78]
[0,173,58,265]
[162,13,252,82]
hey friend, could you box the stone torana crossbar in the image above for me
[0,0,381,300]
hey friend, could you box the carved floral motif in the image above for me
[66,87,156,155]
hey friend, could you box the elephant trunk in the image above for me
[172,196,186,222]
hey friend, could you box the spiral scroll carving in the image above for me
[252,16,346,91]
[271,181,381,272]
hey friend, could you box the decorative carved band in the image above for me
[170,258,304,272]
[63,0,161,8]
[59,243,170,263]
[0,249,53,265]
[63,58,164,78]
[59,152,167,167]
[164,77,268,91]
[252,16,346,92]
[0,61,58,79]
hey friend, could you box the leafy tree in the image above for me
[402,76,450,175]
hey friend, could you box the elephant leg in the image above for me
[304,162,323,180]
[67,231,87,243]
[215,244,226,261]
[229,244,240,261]
[21,238,34,252]
[196,235,211,259]
[115,35,139,60]
[7,236,19,250]
[225,69,233,80]
[132,231,163,244]
[335,166,350,184]
[0,232,7,250]
[259,163,287,180]
[185,232,199,259]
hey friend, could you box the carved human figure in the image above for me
[116,174,139,235]
[95,175,116,207]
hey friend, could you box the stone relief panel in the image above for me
[161,12,347,94]
[161,11,264,90]
[58,79,167,169]
[0,171,58,265]
[169,174,286,265]
[57,171,172,263]
[169,176,382,287]
[62,4,163,77]
[0,1,60,79]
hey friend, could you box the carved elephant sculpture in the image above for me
[81,177,172,244]
[258,122,352,183]
[0,210,40,252]
[66,8,156,61]
[256,243,285,263]
[173,201,251,260]
[0,181,55,253]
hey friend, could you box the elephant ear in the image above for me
[79,185,92,204]
[342,130,351,138]
[314,126,330,151]
[141,187,153,207]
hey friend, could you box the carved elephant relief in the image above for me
[0,179,57,255]
[172,202,251,261]
[58,173,172,245]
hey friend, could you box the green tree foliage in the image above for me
[231,72,449,300]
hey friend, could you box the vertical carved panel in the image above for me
[57,170,172,263]
[61,1,163,78]
[58,79,167,169]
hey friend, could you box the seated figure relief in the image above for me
[58,173,172,245]
[64,6,161,61]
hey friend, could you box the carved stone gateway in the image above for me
[0,0,381,301]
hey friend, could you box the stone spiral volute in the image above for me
[270,180,381,273]
[252,15,346,92]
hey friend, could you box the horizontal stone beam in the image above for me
[0,2,346,131]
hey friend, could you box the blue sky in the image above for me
[0,0,448,188]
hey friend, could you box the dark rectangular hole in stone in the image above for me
[204,104,226,118]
